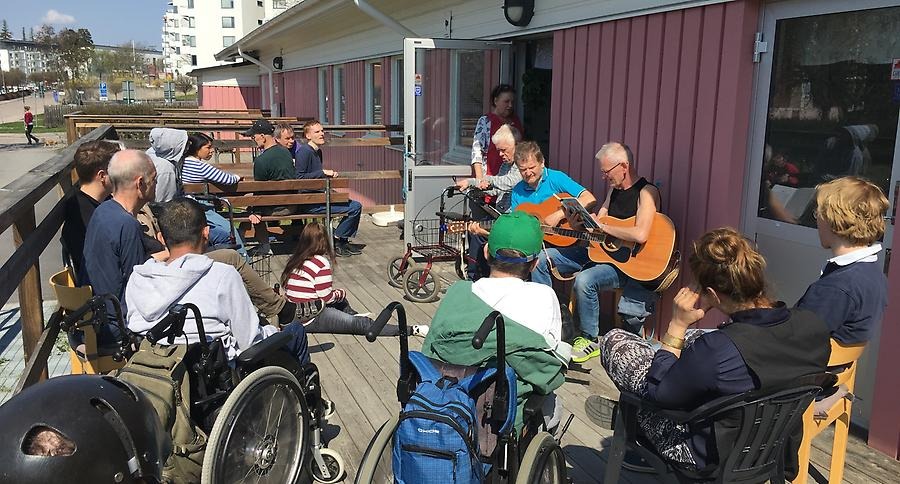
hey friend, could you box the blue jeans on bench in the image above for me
[299,200,363,240]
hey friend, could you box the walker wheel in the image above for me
[310,448,345,483]
[403,268,441,303]
[387,256,410,288]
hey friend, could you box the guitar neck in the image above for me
[544,225,606,243]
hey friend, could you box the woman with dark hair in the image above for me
[180,132,247,254]
[471,84,524,180]
[589,228,830,477]
[281,223,429,336]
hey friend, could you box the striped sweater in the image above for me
[181,156,240,185]
[283,255,345,305]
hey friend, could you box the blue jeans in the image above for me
[299,200,362,239]
[204,207,247,257]
[279,321,311,366]
[532,246,658,339]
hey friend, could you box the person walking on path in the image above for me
[24,106,39,145]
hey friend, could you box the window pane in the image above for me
[222,17,235,28]
[223,36,235,47]
[334,66,346,125]
[758,7,900,227]
[220,0,234,8]
[371,62,383,124]
[455,51,485,148]
[187,0,194,8]
[318,68,330,124]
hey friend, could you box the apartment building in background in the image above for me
[162,0,295,78]
[0,40,56,76]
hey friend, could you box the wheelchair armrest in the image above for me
[522,394,545,423]
[235,332,292,366]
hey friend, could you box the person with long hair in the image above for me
[180,132,249,255]
[281,223,428,336]
[586,228,830,478]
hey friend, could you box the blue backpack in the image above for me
[392,352,515,484]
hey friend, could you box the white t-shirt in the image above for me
[471,277,572,363]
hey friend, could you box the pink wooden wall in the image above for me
[549,0,759,328]
[871,231,900,458]
[278,59,403,208]
[198,85,262,111]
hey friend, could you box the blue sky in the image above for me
[1,1,169,49]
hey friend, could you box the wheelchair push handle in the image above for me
[472,310,506,351]
[60,294,127,334]
[367,301,406,343]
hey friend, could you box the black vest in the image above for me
[608,177,651,219]
[721,308,830,389]
[710,309,830,477]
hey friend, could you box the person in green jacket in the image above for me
[422,211,571,432]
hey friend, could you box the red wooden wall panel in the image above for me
[549,1,760,331]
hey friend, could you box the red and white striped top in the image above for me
[283,255,345,305]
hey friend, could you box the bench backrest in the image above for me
[183,178,350,207]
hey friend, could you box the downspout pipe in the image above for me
[237,44,278,116]
[353,0,418,37]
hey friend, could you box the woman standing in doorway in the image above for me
[471,84,524,180]
[24,106,39,145]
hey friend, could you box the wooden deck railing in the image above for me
[2,125,120,392]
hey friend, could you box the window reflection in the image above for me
[759,7,900,228]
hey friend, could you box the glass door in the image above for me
[403,38,512,246]
[744,0,900,428]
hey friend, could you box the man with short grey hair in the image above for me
[83,149,158,343]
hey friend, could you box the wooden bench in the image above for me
[183,178,351,248]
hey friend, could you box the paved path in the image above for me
[0,140,67,307]
[0,92,56,125]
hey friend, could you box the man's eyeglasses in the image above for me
[601,162,623,175]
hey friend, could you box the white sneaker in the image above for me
[411,325,429,337]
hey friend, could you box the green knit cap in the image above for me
[488,212,544,262]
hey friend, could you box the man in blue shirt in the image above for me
[83,149,157,345]
[294,119,364,257]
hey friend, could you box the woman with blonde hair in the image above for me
[591,227,830,476]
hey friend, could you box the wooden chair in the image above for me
[795,339,866,484]
[49,267,125,375]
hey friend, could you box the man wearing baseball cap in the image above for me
[243,119,296,183]
[422,211,571,432]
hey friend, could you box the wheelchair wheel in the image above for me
[202,366,310,484]
[387,257,410,288]
[515,432,567,484]
[310,447,345,483]
[403,268,441,303]
[355,415,399,484]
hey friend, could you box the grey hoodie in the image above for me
[125,253,268,360]
[146,128,188,202]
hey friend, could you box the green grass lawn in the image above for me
[0,114,64,134]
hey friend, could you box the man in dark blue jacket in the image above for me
[294,119,363,257]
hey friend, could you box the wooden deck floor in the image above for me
[0,218,897,482]
[284,218,900,484]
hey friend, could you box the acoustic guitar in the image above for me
[448,193,677,281]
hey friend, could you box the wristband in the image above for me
[660,332,685,350]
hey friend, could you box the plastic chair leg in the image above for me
[795,405,816,484]
[829,410,851,484]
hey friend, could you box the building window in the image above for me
[223,36,235,47]
[173,33,180,41]
[222,17,235,28]
[318,67,330,124]
[187,0,194,7]
[273,0,288,8]
[187,17,196,28]
[334,65,346,125]
[189,35,196,47]
[221,0,234,8]
[390,57,403,125]
[191,55,197,66]
[366,60,383,125]
[258,0,264,6]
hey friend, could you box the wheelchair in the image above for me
[354,302,569,484]
[59,294,345,483]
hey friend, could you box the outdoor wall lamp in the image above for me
[503,0,535,27]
